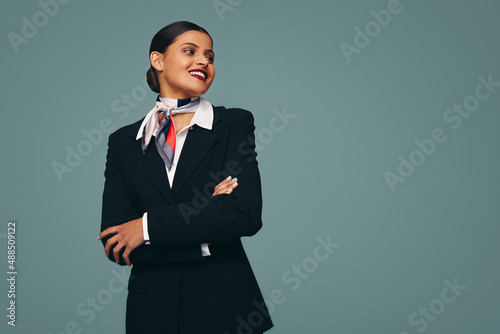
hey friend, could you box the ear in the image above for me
[150,51,164,72]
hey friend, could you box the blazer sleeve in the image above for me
[146,108,263,247]
[100,131,203,266]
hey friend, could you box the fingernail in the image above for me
[97,235,100,240]
[226,176,231,180]
[232,182,238,187]
[231,177,237,182]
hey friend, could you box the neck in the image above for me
[158,95,200,109]
[159,88,199,100]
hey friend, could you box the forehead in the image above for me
[172,30,213,50]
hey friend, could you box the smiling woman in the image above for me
[98,21,274,334]
[147,26,216,98]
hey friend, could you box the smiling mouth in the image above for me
[189,70,207,81]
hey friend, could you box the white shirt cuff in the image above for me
[201,243,211,257]
[142,212,150,245]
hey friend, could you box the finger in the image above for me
[122,248,131,266]
[214,183,233,195]
[219,176,237,186]
[212,185,221,196]
[228,178,238,192]
[215,176,232,188]
[98,226,118,240]
[104,235,119,256]
[113,241,125,264]
[215,180,238,195]
[213,184,229,195]
[213,176,232,195]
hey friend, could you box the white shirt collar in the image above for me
[136,97,213,141]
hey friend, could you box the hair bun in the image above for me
[146,66,160,93]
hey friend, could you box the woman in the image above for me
[98,21,274,334]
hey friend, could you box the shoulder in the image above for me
[109,117,144,140]
[106,117,144,151]
[213,105,255,128]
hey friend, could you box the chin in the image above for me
[190,87,211,97]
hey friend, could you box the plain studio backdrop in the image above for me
[1,0,499,333]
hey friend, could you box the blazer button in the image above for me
[172,271,180,279]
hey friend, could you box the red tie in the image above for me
[143,97,200,170]
[165,115,176,153]
[156,112,177,170]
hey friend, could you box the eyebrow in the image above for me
[181,42,215,55]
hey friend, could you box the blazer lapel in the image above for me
[123,105,222,202]
[126,133,176,204]
[171,125,216,197]
[172,106,222,197]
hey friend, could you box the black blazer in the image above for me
[100,104,274,334]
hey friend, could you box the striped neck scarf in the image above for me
[141,95,200,170]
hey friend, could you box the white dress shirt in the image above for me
[135,96,214,256]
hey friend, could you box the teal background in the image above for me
[1,0,499,333]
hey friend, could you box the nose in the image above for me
[196,55,208,67]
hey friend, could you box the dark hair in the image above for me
[146,21,213,93]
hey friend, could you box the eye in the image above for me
[183,49,195,55]
[206,55,215,63]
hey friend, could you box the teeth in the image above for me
[190,71,206,79]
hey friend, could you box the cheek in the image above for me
[170,56,191,72]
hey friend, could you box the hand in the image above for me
[212,176,238,196]
[98,218,145,266]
